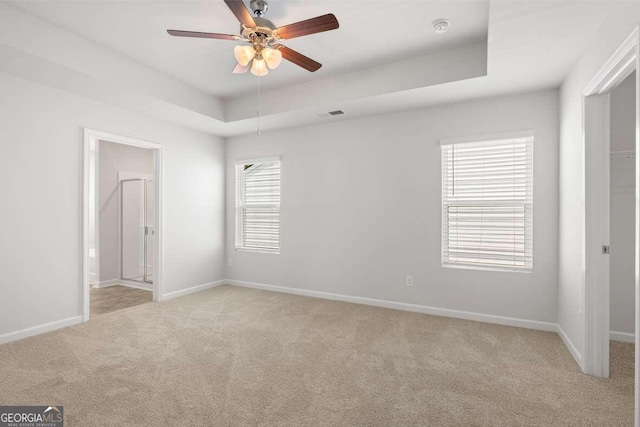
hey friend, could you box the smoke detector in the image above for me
[432,19,450,34]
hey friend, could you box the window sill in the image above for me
[235,247,280,255]
[442,262,532,274]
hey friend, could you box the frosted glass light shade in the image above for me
[262,48,282,69]
[251,58,269,76]
[234,45,255,67]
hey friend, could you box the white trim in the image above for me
[1,280,217,345]
[118,279,153,291]
[153,147,164,301]
[85,129,162,150]
[0,316,83,345]
[439,129,534,146]
[583,93,612,378]
[92,279,153,291]
[92,279,120,288]
[83,128,164,319]
[83,132,92,322]
[0,280,601,373]
[581,26,639,387]
[226,280,588,370]
[610,331,635,343]
[557,324,584,369]
[235,156,280,165]
[225,280,557,332]
[162,280,226,301]
[583,28,638,96]
[91,141,100,287]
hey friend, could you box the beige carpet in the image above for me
[0,285,633,426]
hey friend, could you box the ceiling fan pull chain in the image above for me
[257,73,262,136]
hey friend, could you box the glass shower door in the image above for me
[121,179,153,283]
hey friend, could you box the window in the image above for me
[235,158,281,253]
[441,134,533,272]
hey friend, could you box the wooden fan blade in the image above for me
[275,14,339,40]
[224,0,256,28]
[233,63,250,74]
[276,45,321,72]
[167,30,238,40]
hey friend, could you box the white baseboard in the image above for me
[0,278,609,374]
[228,279,594,368]
[556,324,583,369]
[118,279,153,291]
[225,279,557,332]
[162,280,225,301]
[0,315,83,345]
[92,279,119,288]
[1,280,222,345]
[610,330,635,343]
[92,279,152,291]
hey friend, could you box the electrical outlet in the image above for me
[227,258,233,268]
[406,275,414,287]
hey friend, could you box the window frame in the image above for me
[440,131,534,273]
[235,156,281,255]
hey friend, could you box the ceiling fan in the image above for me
[167,0,339,76]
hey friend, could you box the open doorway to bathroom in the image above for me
[83,129,163,320]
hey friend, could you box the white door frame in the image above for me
[581,25,639,422]
[83,128,164,321]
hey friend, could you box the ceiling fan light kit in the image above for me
[263,48,282,69]
[251,58,269,76]
[234,45,255,66]
[167,0,339,76]
[234,43,282,75]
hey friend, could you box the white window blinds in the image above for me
[235,158,280,253]
[441,136,533,272]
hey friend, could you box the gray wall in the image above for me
[226,90,559,323]
[0,73,226,337]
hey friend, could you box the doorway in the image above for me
[582,25,639,425]
[83,129,164,320]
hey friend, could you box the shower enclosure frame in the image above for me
[83,129,164,322]
[119,177,154,284]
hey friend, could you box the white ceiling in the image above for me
[0,1,615,136]
[9,0,489,98]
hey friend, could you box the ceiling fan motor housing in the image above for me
[241,16,276,40]
[250,0,268,16]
